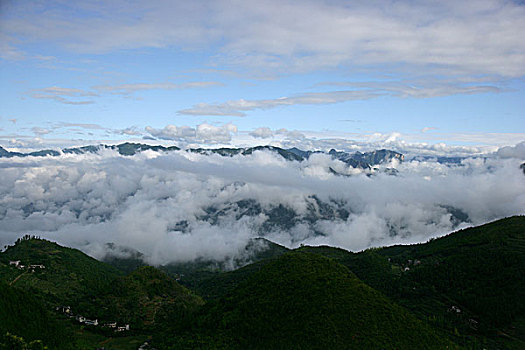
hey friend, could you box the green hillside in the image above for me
[0,237,205,349]
[0,282,73,349]
[378,216,525,327]
[157,252,453,349]
[102,243,146,274]
[88,266,204,329]
[160,238,290,298]
[104,238,290,291]
[186,255,281,300]
[168,216,524,349]
[1,218,523,349]
[0,236,122,308]
[299,216,525,348]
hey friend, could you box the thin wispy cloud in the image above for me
[176,79,502,116]
[28,86,97,105]
[3,1,524,78]
[93,81,223,96]
[316,80,502,98]
[31,127,51,136]
[178,90,383,116]
[27,81,224,104]
[421,127,438,133]
[57,122,106,130]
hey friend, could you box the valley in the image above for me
[1,217,524,349]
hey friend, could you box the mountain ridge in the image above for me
[0,142,404,169]
[1,217,523,349]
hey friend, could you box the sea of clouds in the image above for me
[1,142,524,266]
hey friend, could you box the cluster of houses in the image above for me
[56,305,130,332]
[447,305,479,330]
[9,260,46,272]
[402,259,421,272]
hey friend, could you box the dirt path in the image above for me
[10,271,27,286]
[99,337,113,346]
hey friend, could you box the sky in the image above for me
[1,0,525,151]
[1,0,525,263]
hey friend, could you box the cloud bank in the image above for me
[145,123,238,144]
[0,144,523,266]
[3,0,525,78]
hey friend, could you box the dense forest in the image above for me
[0,217,524,349]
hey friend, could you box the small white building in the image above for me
[57,305,71,314]
[85,319,98,326]
[9,260,21,267]
[450,306,461,313]
[29,264,45,269]
[115,324,130,332]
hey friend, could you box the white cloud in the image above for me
[496,141,525,159]
[196,122,238,143]
[0,143,523,265]
[145,122,238,144]
[279,131,524,156]
[145,125,196,141]
[117,127,142,136]
[285,130,306,141]
[3,0,524,78]
[250,127,273,139]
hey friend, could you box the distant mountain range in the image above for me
[0,143,181,158]
[0,142,404,169]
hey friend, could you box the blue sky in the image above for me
[1,0,524,150]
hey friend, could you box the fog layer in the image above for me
[0,146,523,265]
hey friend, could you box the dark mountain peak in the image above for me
[327,148,403,168]
[0,146,9,156]
[189,145,305,161]
[192,251,449,349]
[0,146,59,158]
[0,142,182,158]
[113,142,180,156]
[62,144,102,154]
